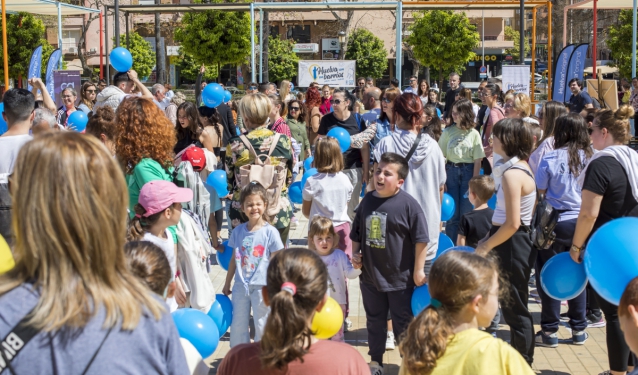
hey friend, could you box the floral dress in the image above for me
[225,127,294,230]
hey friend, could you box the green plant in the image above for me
[345,28,388,79]
[504,26,531,62]
[267,36,299,82]
[111,32,155,78]
[608,10,636,79]
[0,12,54,79]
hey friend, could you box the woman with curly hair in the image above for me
[305,86,322,146]
[115,97,176,217]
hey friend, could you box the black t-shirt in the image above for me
[174,131,203,155]
[568,91,593,113]
[350,190,430,292]
[318,112,366,169]
[582,156,638,235]
[444,87,462,118]
[458,208,494,248]
[476,104,488,132]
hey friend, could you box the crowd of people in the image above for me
[0,70,637,375]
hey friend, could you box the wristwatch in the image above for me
[570,244,583,253]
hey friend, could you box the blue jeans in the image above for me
[444,162,474,245]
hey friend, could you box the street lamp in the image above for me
[338,30,346,60]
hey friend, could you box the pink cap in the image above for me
[138,180,193,217]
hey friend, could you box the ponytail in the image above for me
[126,203,164,241]
[399,306,454,374]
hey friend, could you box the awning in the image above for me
[0,0,100,15]
[584,65,618,74]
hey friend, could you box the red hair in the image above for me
[305,86,321,109]
[393,93,423,128]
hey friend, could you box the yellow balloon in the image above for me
[0,234,14,275]
[311,297,343,340]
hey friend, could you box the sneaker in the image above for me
[385,331,395,350]
[572,330,589,345]
[344,318,352,332]
[535,330,558,348]
[598,371,612,375]
[587,315,606,328]
[369,361,384,375]
[559,312,569,322]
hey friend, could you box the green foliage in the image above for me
[111,32,155,78]
[608,10,635,79]
[175,0,251,67]
[177,48,219,81]
[406,10,479,85]
[0,12,54,79]
[345,28,388,79]
[267,36,299,82]
[504,26,531,62]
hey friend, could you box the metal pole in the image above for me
[482,10,485,70]
[125,12,130,49]
[259,8,263,83]
[58,2,63,70]
[531,7,537,102]
[633,0,636,77]
[100,11,104,80]
[250,2,255,83]
[105,5,110,84]
[395,1,402,88]
[520,0,525,64]
[1,0,7,89]
[548,1,552,100]
[115,0,120,47]
[592,0,597,79]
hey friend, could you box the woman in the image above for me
[115,97,176,216]
[78,81,97,114]
[422,105,442,141]
[56,87,80,128]
[534,113,592,348]
[479,83,505,175]
[319,85,332,115]
[456,87,480,120]
[85,106,117,156]
[438,98,485,245]
[427,89,445,117]
[0,132,188,373]
[475,118,537,365]
[305,86,322,146]
[417,79,430,107]
[198,106,224,160]
[571,106,638,375]
[268,94,292,138]
[217,248,369,374]
[375,87,400,146]
[164,91,186,125]
[175,101,205,155]
[503,92,539,126]
[528,101,568,173]
[225,93,294,243]
[287,98,311,162]
[279,80,295,103]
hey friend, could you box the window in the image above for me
[61,29,81,52]
[287,25,311,43]
[270,25,280,38]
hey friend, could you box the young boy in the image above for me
[350,152,429,375]
[620,277,638,375]
[457,175,495,248]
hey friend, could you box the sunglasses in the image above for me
[382,98,392,103]
[290,107,300,111]
[330,99,344,104]
[249,86,257,90]
[358,82,365,85]
[410,79,417,82]
[85,89,96,94]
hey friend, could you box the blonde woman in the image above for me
[0,132,188,373]
[279,80,295,103]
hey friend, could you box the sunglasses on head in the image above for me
[330,99,344,104]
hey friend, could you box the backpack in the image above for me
[173,160,211,238]
[236,133,287,218]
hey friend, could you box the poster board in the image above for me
[586,78,618,110]
[298,60,356,87]
[502,65,531,94]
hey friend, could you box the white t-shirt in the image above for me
[0,134,32,174]
[320,249,361,305]
[143,230,178,312]
[302,172,353,227]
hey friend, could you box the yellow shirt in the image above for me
[399,329,535,375]
[0,234,14,275]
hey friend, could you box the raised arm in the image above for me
[29,78,56,112]
[128,70,153,100]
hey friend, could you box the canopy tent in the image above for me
[0,0,101,88]
[584,65,619,74]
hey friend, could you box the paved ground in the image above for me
[202,206,611,375]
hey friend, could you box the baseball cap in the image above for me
[138,180,193,217]
[181,146,206,171]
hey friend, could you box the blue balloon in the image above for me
[109,47,133,72]
[360,182,366,198]
[207,294,233,338]
[202,83,225,108]
[441,193,455,221]
[411,284,432,315]
[223,90,232,103]
[304,155,314,170]
[585,217,638,305]
[172,308,219,358]
[206,170,228,197]
[68,111,88,132]
[301,168,318,188]
[540,252,588,300]
[437,245,475,261]
[487,194,497,210]
[0,103,6,136]
[434,233,455,260]
[288,181,303,204]
[216,241,233,271]
[326,127,351,153]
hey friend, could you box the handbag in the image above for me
[531,194,564,250]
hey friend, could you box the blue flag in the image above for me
[552,44,575,103]
[26,45,43,92]
[45,49,62,100]
[564,43,590,101]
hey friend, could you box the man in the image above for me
[568,78,593,113]
[151,83,167,110]
[403,75,418,95]
[97,79,107,93]
[195,64,208,105]
[390,78,401,92]
[443,72,462,121]
[258,82,271,94]
[246,82,259,94]
[94,70,152,111]
[476,79,489,133]
[362,87,384,144]
[366,77,374,88]
[353,77,365,94]
[268,82,277,95]
[32,108,57,136]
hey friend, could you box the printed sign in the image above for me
[298,60,356,87]
[321,38,340,60]
[53,70,81,108]
[502,65,531,94]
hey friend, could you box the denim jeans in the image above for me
[229,282,270,347]
[444,162,475,245]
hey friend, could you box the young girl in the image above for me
[308,216,361,342]
[302,137,354,257]
[398,251,535,375]
[175,101,204,155]
[222,183,284,347]
[217,248,369,375]
[127,180,194,312]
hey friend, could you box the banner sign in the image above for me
[27,45,43,92]
[45,49,62,100]
[564,43,589,100]
[298,60,356,87]
[502,65,531,94]
[552,44,575,103]
[53,70,81,108]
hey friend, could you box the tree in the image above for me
[177,49,219,81]
[406,10,479,89]
[504,26,531,62]
[345,28,387,79]
[608,10,635,79]
[111,32,155,79]
[0,12,54,79]
[267,36,299,82]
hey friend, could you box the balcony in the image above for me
[478,35,514,49]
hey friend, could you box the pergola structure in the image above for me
[111,1,553,99]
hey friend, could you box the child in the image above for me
[620,277,638,375]
[350,152,430,374]
[302,137,354,257]
[398,251,535,375]
[127,180,193,312]
[457,175,495,248]
[222,182,284,347]
[308,216,362,342]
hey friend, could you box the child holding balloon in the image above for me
[308,216,362,341]
[222,182,284,347]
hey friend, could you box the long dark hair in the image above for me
[452,99,476,130]
[539,101,568,144]
[423,105,442,141]
[553,113,593,177]
[198,105,223,142]
[287,99,306,123]
[176,101,203,141]
[483,83,504,106]
[417,79,429,97]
